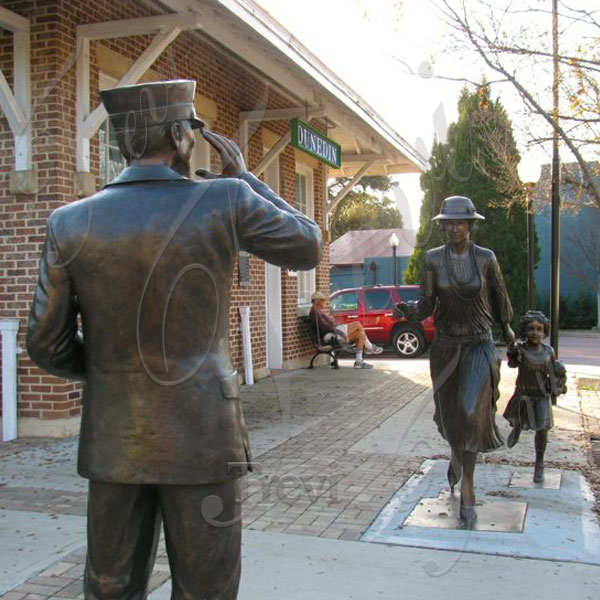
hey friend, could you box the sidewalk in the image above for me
[1,354,599,599]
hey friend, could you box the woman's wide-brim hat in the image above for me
[99,80,205,133]
[432,196,485,221]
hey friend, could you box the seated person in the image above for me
[309,291,382,369]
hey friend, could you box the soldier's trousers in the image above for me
[83,479,241,600]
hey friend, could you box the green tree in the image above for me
[405,86,533,322]
[329,176,403,241]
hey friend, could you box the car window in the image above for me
[365,289,395,310]
[398,288,420,302]
[330,291,358,312]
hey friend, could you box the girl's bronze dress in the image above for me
[414,243,513,453]
[503,342,565,432]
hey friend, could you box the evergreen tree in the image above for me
[405,86,532,322]
[329,175,403,241]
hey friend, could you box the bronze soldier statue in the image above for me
[27,80,322,599]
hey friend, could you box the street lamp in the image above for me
[389,232,399,286]
[518,161,541,311]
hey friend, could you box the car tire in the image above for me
[392,326,425,358]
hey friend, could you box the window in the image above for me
[295,164,315,306]
[398,288,420,302]
[365,289,395,310]
[330,292,358,312]
[98,73,127,188]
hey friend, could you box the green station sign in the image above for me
[291,118,341,169]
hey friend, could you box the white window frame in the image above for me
[191,117,212,176]
[295,163,315,307]
[98,72,127,187]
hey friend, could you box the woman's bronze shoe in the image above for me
[507,425,521,448]
[447,463,459,494]
[533,461,545,483]
[459,495,477,527]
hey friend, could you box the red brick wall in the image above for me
[0,0,330,424]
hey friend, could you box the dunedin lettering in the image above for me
[291,119,341,168]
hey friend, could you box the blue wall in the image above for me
[330,256,410,292]
[534,203,596,302]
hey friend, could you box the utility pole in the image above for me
[526,183,536,309]
[550,0,561,355]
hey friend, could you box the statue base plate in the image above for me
[405,491,526,532]
[509,471,562,489]
[362,460,600,564]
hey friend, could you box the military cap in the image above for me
[99,80,205,133]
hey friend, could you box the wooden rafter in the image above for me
[76,14,203,173]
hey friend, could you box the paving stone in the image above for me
[38,564,75,578]
[14,584,57,596]
[54,580,83,598]
[0,593,27,600]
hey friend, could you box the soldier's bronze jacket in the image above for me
[27,165,322,484]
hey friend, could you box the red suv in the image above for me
[328,285,435,358]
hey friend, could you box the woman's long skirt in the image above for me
[430,337,504,453]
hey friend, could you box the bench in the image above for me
[300,315,354,369]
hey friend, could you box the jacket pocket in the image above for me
[220,370,241,399]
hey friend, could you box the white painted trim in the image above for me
[253,131,290,177]
[295,163,315,306]
[240,107,325,123]
[0,69,25,133]
[341,153,386,164]
[76,13,203,41]
[327,160,375,215]
[1,319,20,442]
[81,27,182,141]
[0,6,29,33]
[263,155,283,370]
[0,10,32,171]
[13,30,31,170]
[239,307,254,385]
[76,14,204,173]
[75,36,90,172]
[212,0,426,171]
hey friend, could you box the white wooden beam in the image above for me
[0,69,25,133]
[341,152,386,164]
[81,27,181,141]
[76,13,202,41]
[252,131,291,177]
[240,118,249,163]
[240,107,324,123]
[326,160,375,215]
[0,10,32,171]
[75,36,90,172]
[13,30,31,170]
[0,6,29,33]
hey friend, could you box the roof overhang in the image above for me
[145,0,427,176]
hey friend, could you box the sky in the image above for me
[253,0,595,229]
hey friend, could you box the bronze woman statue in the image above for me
[399,196,515,525]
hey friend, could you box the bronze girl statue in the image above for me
[398,196,515,526]
[504,310,567,482]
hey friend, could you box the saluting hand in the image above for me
[196,130,248,179]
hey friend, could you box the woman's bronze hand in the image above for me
[503,324,516,347]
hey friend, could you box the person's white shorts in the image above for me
[335,324,348,337]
